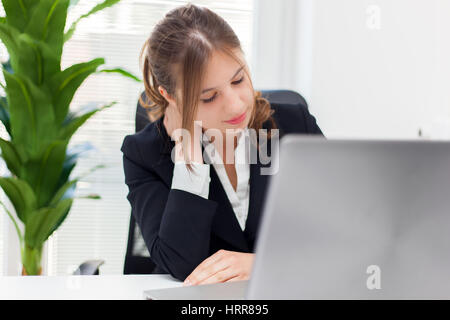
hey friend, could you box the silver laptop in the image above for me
[144,136,450,300]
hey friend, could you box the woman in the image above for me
[121,3,323,286]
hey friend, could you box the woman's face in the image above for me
[195,49,254,136]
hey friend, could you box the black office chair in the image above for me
[123,89,308,274]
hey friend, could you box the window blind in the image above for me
[0,0,254,275]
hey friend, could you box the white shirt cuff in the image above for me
[171,162,211,199]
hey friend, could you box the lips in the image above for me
[225,111,247,125]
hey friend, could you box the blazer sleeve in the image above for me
[121,135,219,281]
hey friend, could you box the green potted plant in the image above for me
[0,0,139,275]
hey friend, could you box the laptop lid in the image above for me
[247,135,450,299]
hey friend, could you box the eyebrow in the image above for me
[201,66,244,94]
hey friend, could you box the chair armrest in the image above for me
[73,260,105,275]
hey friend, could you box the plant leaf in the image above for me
[68,0,81,10]
[0,96,11,136]
[14,34,60,85]
[59,101,116,140]
[15,33,42,85]
[51,58,105,125]
[47,199,72,237]
[77,193,101,200]
[0,199,23,245]
[1,59,13,74]
[25,198,73,248]
[4,72,56,160]
[49,179,77,207]
[48,162,107,228]
[1,0,37,32]
[54,141,95,192]
[0,137,22,176]
[51,162,107,203]
[0,177,37,223]
[22,140,69,208]
[24,0,70,64]
[98,68,141,82]
[76,163,107,181]
[64,0,121,42]
[0,22,20,62]
[2,72,36,159]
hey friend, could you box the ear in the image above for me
[158,85,177,105]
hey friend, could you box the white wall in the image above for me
[252,0,450,139]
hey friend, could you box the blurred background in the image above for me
[0,0,449,276]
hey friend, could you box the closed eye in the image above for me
[202,94,217,104]
[232,76,244,85]
[201,76,245,104]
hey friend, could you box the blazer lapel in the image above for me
[244,138,273,249]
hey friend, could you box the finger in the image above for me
[185,251,229,285]
[197,266,238,285]
[194,251,221,271]
[192,260,231,284]
[186,250,225,280]
[225,275,245,282]
[186,257,228,286]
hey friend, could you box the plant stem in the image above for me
[21,244,43,275]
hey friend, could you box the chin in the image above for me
[224,122,246,132]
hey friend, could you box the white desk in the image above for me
[0,274,183,300]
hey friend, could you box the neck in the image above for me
[203,128,245,165]
[221,131,242,165]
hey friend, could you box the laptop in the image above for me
[144,136,450,300]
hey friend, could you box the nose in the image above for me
[223,86,246,117]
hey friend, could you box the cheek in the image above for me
[243,87,255,113]
[241,82,254,106]
[196,106,223,128]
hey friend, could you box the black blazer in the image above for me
[121,102,323,281]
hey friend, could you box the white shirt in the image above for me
[171,128,250,231]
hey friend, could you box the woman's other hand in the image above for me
[183,250,255,286]
[163,103,204,164]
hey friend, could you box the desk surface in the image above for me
[0,274,182,300]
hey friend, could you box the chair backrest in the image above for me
[124,89,308,274]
